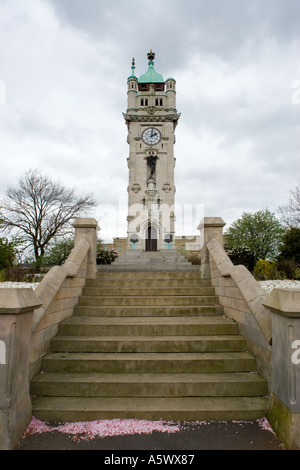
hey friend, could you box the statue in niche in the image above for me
[147,155,157,179]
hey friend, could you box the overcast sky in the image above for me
[0,0,299,242]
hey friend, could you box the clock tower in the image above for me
[123,50,180,252]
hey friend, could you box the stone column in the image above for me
[263,288,300,449]
[197,217,226,278]
[0,289,42,450]
[73,218,99,280]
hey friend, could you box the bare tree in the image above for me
[278,185,300,228]
[0,169,96,267]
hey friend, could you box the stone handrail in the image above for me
[29,218,99,377]
[207,237,272,344]
[32,238,90,332]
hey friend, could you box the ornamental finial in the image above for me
[130,57,136,76]
[147,49,155,62]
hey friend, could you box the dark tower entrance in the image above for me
[145,225,157,252]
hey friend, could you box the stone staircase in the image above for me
[31,271,268,422]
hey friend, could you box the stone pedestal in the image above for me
[263,288,300,449]
[0,289,42,450]
[197,217,226,278]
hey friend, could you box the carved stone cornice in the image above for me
[123,112,181,125]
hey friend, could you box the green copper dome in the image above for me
[139,50,164,84]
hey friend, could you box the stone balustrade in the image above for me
[198,217,300,449]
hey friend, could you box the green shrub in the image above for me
[278,228,300,264]
[0,237,16,270]
[254,260,276,280]
[275,258,299,280]
[42,237,74,267]
[186,253,201,265]
[293,268,300,280]
[4,266,38,282]
[96,249,118,265]
[225,244,257,272]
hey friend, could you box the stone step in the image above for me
[81,286,216,297]
[50,334,247,353]
[97,261,200,272]
[58,316,239,336]
[41,351,257,374]
[31,396,268,422]
[73,305,221,317]
[96,271,204,280]
[97,265,200,272]
[87,278,211,288]
[78,295,219,307]
[31,372,268,398]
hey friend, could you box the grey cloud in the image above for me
[47,0,300,67]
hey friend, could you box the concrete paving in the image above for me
[15,419,285,451]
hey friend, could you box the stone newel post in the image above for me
[263,288,300,449]
[72,218,99,280]
[197,217,226,278]
[0,289,42,450]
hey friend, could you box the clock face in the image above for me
[141,127,161,146]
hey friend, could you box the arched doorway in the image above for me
[145,225,157,252]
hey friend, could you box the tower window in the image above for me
[155,98,163,106]
[141,99,144,106]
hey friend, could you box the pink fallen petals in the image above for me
[256,417,276,435]
[25,417,54,435]
[24,417,180,441]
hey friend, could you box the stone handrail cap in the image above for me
[197,217,226,229]
[262,288,300,317]
[0,288,42,314]
[72,218,100,229]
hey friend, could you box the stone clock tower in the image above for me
[123,50,180,252]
